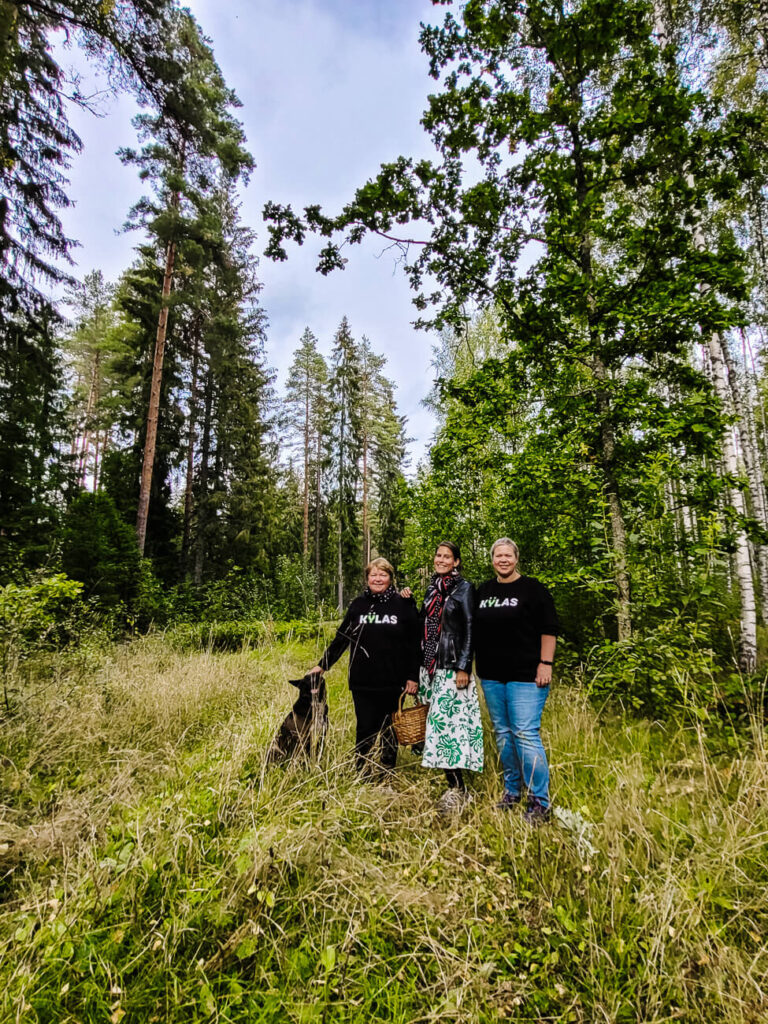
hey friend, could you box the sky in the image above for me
[58,0,444,465]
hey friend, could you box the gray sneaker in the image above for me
[496,791,522,810]
[437,788,473,817]
[524,796,551,824]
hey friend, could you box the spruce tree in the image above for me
[328,317,363,609]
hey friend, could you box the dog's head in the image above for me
[288,674,327,715]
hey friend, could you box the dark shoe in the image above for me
[524,797,551,824]
[495,791,522,810]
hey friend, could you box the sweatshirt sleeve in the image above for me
[536,582,559,636]
[320,604,355,671]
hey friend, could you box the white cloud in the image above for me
[58,0,444,462]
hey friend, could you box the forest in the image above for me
[1,1,767,1022]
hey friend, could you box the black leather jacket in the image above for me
[428,577,475,674]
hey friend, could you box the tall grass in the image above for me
[0,636,766,1023]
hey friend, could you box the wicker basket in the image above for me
[391,692,429,746]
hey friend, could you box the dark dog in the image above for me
[267,674,328,762]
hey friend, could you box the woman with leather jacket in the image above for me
[404,541,483,813]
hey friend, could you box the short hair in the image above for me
[490,537,519,561]
[365,557,395,583]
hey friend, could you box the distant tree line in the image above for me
[0,0,409,621]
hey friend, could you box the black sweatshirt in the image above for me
[320,591,421,692]
[474,576,559,683]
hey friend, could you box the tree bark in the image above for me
[136,236,177,556]
[315,429,322,601]
[722,341,768,625]
[594,369,632,641]
[181,323,200,574]
[706,331,758,669]
[653,0,756,668]
[361,428,370,566]
[194,370,213,586]
[303,375,310,559]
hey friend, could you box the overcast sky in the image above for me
[59,0,443,465]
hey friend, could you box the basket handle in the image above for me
[398,690,423,712]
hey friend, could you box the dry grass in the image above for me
[0,635,766,1023]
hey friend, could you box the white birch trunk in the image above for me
[654,0,757,670]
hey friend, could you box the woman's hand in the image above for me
[309,665,324,677]
[405,679,418,695]
[535,663,552,687]
[455,670,470,690]
[400,587,413,598]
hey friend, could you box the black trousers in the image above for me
[351,688,401,775]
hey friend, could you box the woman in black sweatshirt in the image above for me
[474,538,559,822]
[309,557,420,777]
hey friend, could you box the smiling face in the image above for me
[367,567,392,593]
[434,544,459,576]
[492,543,519,580]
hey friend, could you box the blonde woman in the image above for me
[309,558,420,777]
[474,538,558,822]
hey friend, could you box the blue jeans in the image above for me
[480,679,550,805]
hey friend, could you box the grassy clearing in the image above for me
[0,636,766,1023]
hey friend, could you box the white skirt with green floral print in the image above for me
[418,667,484,772]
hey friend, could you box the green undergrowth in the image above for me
[0,637,766,1023]
[164,619,336,652]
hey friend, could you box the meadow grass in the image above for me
[0,636,766,1023]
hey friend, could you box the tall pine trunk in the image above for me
[303,381,310,559]
[182,325,201,574]
[194,370,213,586]
[315,430,322,602]
[136,235,177,555]
[361,428,370,566]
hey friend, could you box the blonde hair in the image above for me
[365,557,395,584]
[490,537,519,561]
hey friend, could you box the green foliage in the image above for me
[166,618,332,652]
[61,491,141,608]
[585,618,724,717]
[0,298,70,571]
[272,555,320,620]
[0,572,83,709]
[0,573,83,652]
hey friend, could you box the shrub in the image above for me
[0,572,83,709]
[583,616,745,718]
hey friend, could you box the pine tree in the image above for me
[328,317,363,609]
[0,0,180,307]
[120,8,253,556]
[283,328,328,563]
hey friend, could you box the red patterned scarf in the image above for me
[422,570,460,677]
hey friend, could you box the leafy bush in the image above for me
[0,572,84,709]
[583,617,747,718]
[272,555,319,619]
[132,559,170,629]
